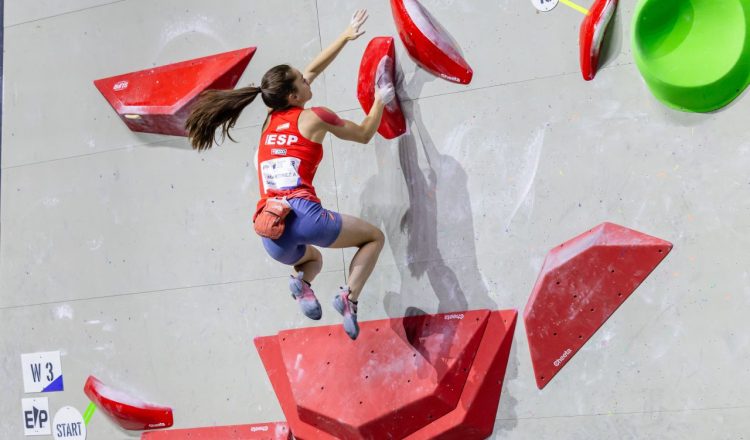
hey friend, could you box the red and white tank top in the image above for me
[254,107,322,217]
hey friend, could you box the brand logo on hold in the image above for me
[251,426,269,432]
[271,148,287,156]
[276,122,290,131]
[444,313,464,320]
[553,348,572,367]
[439,74,460,82]
[113,80,129,91]
[148,423,166,428]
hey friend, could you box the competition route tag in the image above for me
[22,398,51,436]
[531,0,559,12]
[52,406,86,440]
[532,0,590,14]
[21,351,64,393]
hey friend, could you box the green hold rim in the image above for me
[632,0,750,112]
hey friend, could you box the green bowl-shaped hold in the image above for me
[632,0,750,112]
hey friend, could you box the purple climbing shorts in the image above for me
[261,198,343,265]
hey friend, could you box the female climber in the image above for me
[185,9,394,340]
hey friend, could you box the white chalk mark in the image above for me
[53,304,74,320]
[505,128,545,231]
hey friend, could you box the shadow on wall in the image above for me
[492,337,520,434]
[363,67,498,315]
[359,66,519,433]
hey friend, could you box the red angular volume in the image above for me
[357,36,407,139]
[524,222,672,389]
[94,47,256,136]
[579,0,618,81]
[390,0,473,84]
[255,309,516,439]
[141,422,291,439]
[84,375,173,430]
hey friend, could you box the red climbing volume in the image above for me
[94,47,256,136]
[255,309,516,439]
[524,222,672,389]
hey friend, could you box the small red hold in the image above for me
[390,0,473,84]
[84,375,173,431]
[357,36,407,139]
[580,0,618,81]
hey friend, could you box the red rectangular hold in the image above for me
[141,422,291,439]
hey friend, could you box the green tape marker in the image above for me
[83,402,96,426]
[560,0,589,15]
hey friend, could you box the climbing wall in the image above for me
[2,0,750,438]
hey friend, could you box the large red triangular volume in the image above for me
[84,375,173,430]
[280,309,489,439]
[579,0,618,81]
[93,47,256,136]
[357,36,407,139]
[255,309,517,440]
[140,422,291,439]
[390,0,473,84]
[524,222,672,389]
